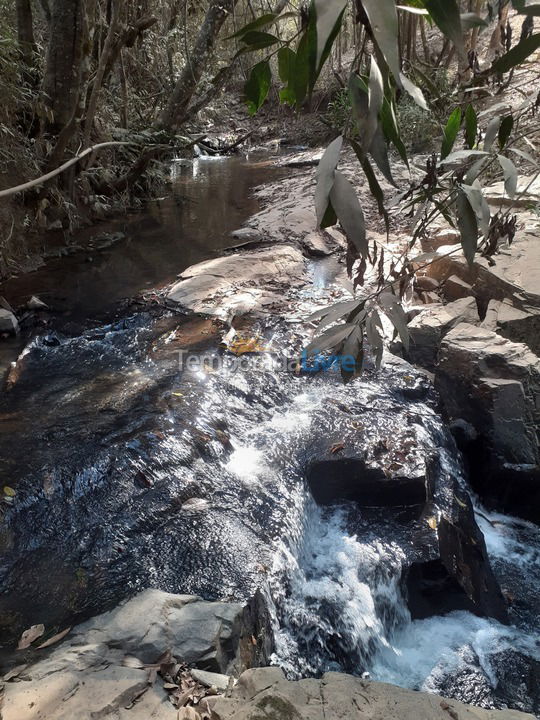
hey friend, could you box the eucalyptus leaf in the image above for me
[304,323,355,357]
[492,33,540,73]
[400,73,428,111]
[498,115,514,149]
[228,13,277,39]
[361,0,402,85]
[245,61,272,115]
[497,154,518,197]
[315,135,343,226]
[461,183,491,237]
[423,0,464,56]
[483,116,501,151]
[457,188,479,266]
[465,105,478,149]
[314,0,348,69]
[441,107,462,160]
[329,171,368,258]
[366,55,384,150]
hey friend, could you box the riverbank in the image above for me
[0,150,539,716]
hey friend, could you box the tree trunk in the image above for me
[42,0,88,136]
[16,0,37,72]
[156,0,240,132]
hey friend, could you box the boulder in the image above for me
[436,324,540,522]
[167,245,306,317]
[0,309,18,335]
[1,590,272,720]
[209,668,535,720]
[421,228,461,252]
[405,297,480,369]
[443,274,474,302]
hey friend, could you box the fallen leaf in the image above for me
[3,487,16,497]
[37,627,71,649]
[124,685,149,709]
[17,624,45,650]
[427,516,438,530]
[163,682,179,690]
[122,656,145,669]
[330,443,345,454]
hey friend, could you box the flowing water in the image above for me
[0,156,538,714]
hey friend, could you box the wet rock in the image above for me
[0,309,19,335]
[436,324,540,522]
[405,297,480,369]
[496,298,540,356]
[167,245,306,317]
[1,590,271,720]
[209,667,535,720]
[302,230,344,257]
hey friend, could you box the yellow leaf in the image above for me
[172,392,184,398]
[427,516,438,530]
[3,486,16,497]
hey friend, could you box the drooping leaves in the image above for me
[294,18,316,106]
[304,323,355,357]
[422,0,464,56]
[400,73,428,110]
[361,0,402,86]
[498,115,514,149]
[348,73,369,142]
[341,325,364,382]
[314,0,348,70]
[497,154,518,197]
[366,310,384,369]
[314,135,343,226]
[483,115,501,151]
[366,55,384,151]
[378,292,409,350]
[461,183,491,238]
[329,171,368,258]
[245,61,272,115]
[509,147,538,166]
[465,105,478,149]
[492,33,540,73]
[239,31,280,51]
[441,107,462,160]
[381,95,409,167]
[278,47,297,105]
[457,188,479,266]
[351,141,389,233]
[228,13,277,39]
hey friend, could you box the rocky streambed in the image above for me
[0,153,539,718]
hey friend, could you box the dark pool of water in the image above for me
[0,156,287,320]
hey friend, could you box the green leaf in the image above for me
[239,31,279,50]
[348,72,369,140]
[314,135,343,226]
[456,188,478,266]
[379,293,409,350]
[381,95,409,167]
[321,199,338,228]
[367,55,384,150]
[464,104,478,149]
[308,298,363,324]
[294,21,316,106]
[400,73,428,110]
[397,5,429,14]
[304,323,355,357]
[441,107,462,160]
[440,149,489,166]
[314,0,348,70]
[460,12,488,30]
[351,141,389,233]
[366,311,384,370]
[492,33,540,73]
[483,115,501,151]
[422,0,464,56]
[341,326,364,382]
[245,61,272,115]
[228,13,277,39]
[497,154,518,197]
[329,171,368,258]
[464,155,490,184]
[498,115,514,149]
[278,47,295,83]
[361,0,402,85]
[461,182,491,237]
[512,0,540,16]
[369,125,396,186]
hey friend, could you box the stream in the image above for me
[0,155,539,715]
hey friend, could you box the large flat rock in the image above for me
[167,245,306,317]
[209,667,535,720]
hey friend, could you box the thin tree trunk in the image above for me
[156,0,240,132]
[16,0,37,72]
[83,1,121,146]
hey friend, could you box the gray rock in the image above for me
[0,309,18,335]
[436,323,540,521]
[209,668,535,720]
[167,246,306,317]
[191,668,233,690]
[406,297,480,369]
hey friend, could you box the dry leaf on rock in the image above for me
[17,624,45,650]
[37,627,71,649]
[122,656,146,669]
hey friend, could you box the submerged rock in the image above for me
[0,309,19,335]
[209,667,535,719]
